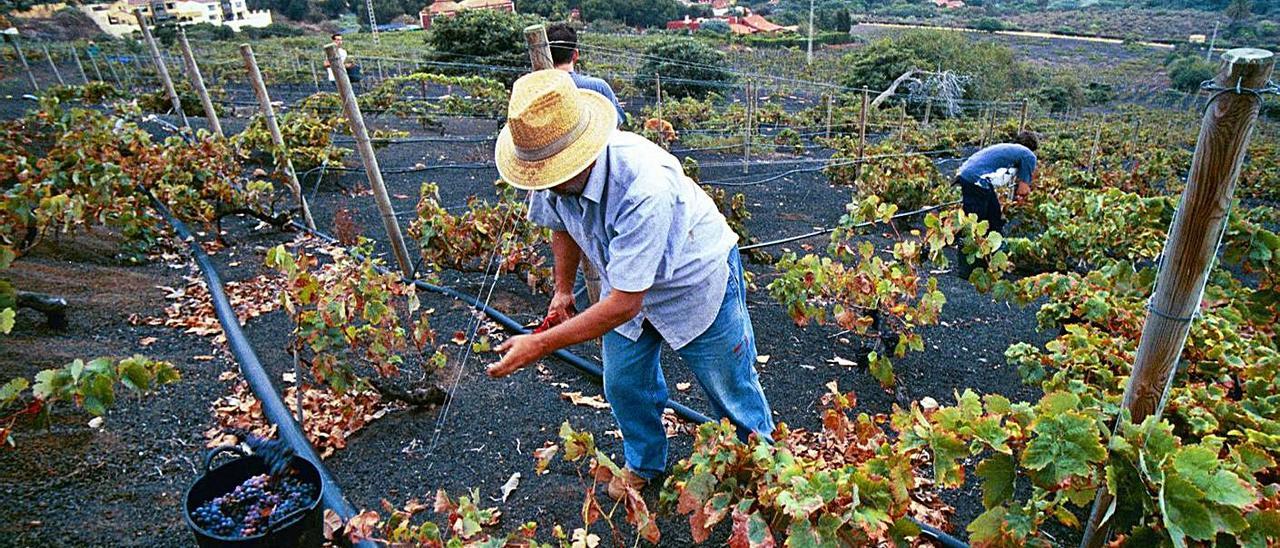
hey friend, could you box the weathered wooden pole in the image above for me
[103,54,123,89]
[523,23,601,304]
[70,46,90,85]
[242,44,317,231]
[655,72,665,148]
[923,97,933,126]
[42,45,65,86]
[524,24,553,71]
[134,8,189,130]
[742,81,752,174]
[85,46,104,82]
[7,37,40,93]
[178,28,222,138]
[824,93,833,138]
[984,107,996,146]
[1088,117,1103,171]
[324,43,413,276]
[310,59,321,92]
[1018,98,1029,132]
[1078,47,1275,548]
[857,89,868,182]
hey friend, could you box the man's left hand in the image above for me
[1014,181,1031,204]
[488,334,549,378]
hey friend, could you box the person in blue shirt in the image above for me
[547,23,626,126]
[547,23,626,312]
[954,131,1039,235]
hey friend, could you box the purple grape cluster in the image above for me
[191,473,317,538]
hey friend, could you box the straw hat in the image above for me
[495,70,617,191]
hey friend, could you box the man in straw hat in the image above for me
[487,70,775,498]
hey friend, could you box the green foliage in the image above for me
[408,182,551,291]
[838,30,1026,102]
[1,355,180,447]
[1167,56,1217,93]
[426,9,543,79]
[634,37,735,99]
[232,109,348,174]
[136,81,226,118]
[266,241,444,394]
[769,196,1006,387]
[826,141,959,211]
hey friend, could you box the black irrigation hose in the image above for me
[297,225,967,547]
[148,196,376,548]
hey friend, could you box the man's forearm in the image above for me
[551,230,581,295]
[537,291,642,351]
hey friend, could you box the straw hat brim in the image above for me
[495,89,617,191]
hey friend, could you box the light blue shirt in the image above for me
[569,71,625,127]
[957,143,1037,188]
[528,131,738,349]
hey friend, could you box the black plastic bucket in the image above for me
[183,445,325,548]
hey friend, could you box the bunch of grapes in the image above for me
[191,473,317,538]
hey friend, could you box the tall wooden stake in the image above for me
[1019,98,1029,132]
[8,37,40,93]
[42,45,64,86]
[71,46,90,84]
[742,81,752,174]
[324,43,413,276]
[857,89,868,182]
[178,28,222,138]
[655,72,664,148]
[1078,47,1275,548]
[824,93,833,138]
[923,97,933,126]
[523,23,601,305]
[241,44,317,231]
[524,24,553,71]
[310,60,321,92]
[1088,118,1103,171]
[104,54,123,89]
[135,9,188,130]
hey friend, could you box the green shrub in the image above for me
[1166,55,1216,92]
[426,9,542,82]
[634,37,734,99]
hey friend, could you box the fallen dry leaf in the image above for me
[828,356,858,367]
[139,337,158,347]
[675,382,692,392]
[561,391,610,410]
[218,371,238,381]
[500,472,520,503]
[193,355,215,361]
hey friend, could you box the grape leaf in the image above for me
[977,454,1015,509]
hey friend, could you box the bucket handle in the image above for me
[203,444,250,475]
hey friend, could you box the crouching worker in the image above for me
[953,131,1038,277]
[486,70,775,498]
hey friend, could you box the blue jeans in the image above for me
[601,247,774,480]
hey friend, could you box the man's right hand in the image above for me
[546,291,576,327]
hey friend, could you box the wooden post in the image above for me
[324,43,413,277]
[1078,47,1275,548]
[742,81,752,174]
[178,28,222,138]
[923,97,933,126]
[655,72,664,148]
[86,46,104,82]
[824,93,833,138]
[135,8,189,130]
[42,45,65,86]
[524,24,554,71]
[310,60,320,92]
[103,54,123,89]
[1018,98,1029,132]
[985,107,996,146]
[7,37,40,93]
[1088,118,1103,171]
[375,57,384,83]
[241,44,317,232]
[71,46,90,85]
[524,23,601,305]
[857,89,868,182]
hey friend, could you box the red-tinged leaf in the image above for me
[729,507,775,548]
[434,489,456,515]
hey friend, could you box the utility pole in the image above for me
[242,44,317,231]
[324,42,413,276]
[806,0,815,66]
[135,8,189,130]
[1078,47,1275,548]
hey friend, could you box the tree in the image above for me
[1224,0,1253,25]
[1166,56,1216,92]
[634,37,734,98]
[839,30,1024,102]
[427,9,542,81]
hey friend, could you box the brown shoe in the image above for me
[606,467,648,500]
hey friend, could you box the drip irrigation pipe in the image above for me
[295,224,967,547]
[148,196,375,548]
